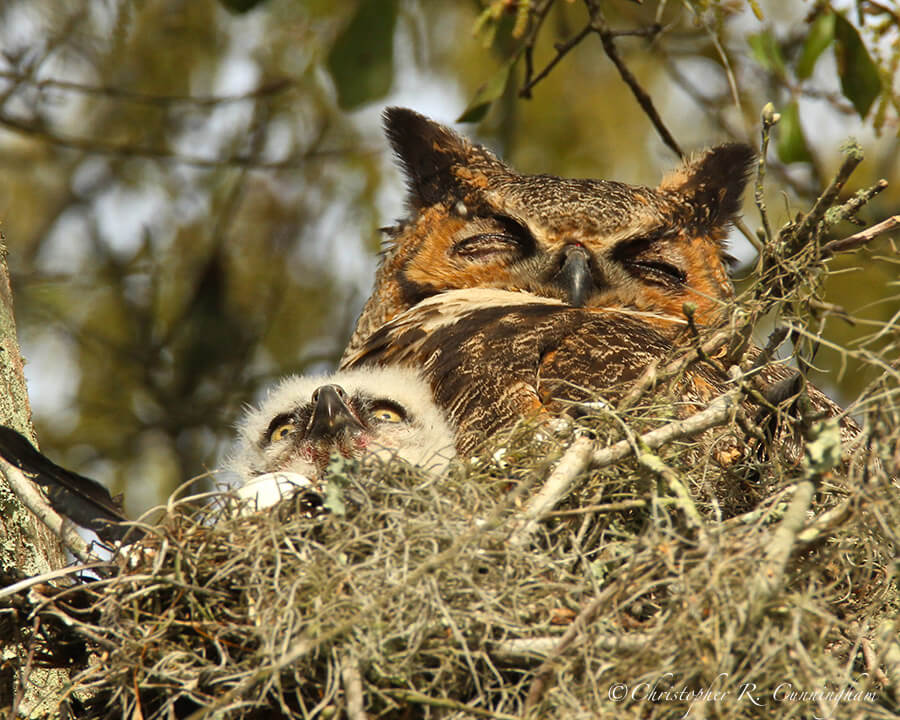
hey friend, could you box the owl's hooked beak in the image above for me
[307,385,365,440]
[555,244,593,307]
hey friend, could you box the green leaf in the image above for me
[833,14,882,118]
[747,0,764,21]
[776,101,812,164]
[456,58,516,123]
[748,30,785,76]
[796,13,834,80]
[326,0,398,110]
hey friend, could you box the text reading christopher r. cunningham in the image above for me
[606,672,878,718]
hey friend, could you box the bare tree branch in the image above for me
[746,480,815,623]
[0,111,360,169]
[0,70,292,107]
[0,458,93,563]
[822,214,900,256]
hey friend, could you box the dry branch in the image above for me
[593,13,682,158]
[525,582,621,711]
[822,214,900,256]
[0,457,93,563]
[0,111,357,170]
[508,435,595,548]
[0,70,292,106]
[747,480,815,623]
[790,144,863,252]
[510,383,744,548]
[597,384,742,467]
[341,655,368,720]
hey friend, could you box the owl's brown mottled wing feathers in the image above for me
[342,289,724,455]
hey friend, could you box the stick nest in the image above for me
[5,392,899,719]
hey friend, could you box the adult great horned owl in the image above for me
[228,367,455,496]
[343,108,754,362]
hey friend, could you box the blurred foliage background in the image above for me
[0,0,897,514]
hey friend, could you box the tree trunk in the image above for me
[0,235,68,716]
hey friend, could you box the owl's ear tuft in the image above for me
[383,107,498,209]
[659,143,756,230]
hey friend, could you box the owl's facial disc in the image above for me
[553,244,594,307]
[307,384,365,441]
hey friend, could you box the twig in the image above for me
[788,143,864,255]
[865,0,900,25]
[824,179,889,228]
[637,449,706,536]
[9,616,40,719]
[748,326,790,373]
[515,0,554,98]
[514,387,742,546]
[519,0,678,156]
[597,386,742,468]
[0,70,292,107]
[545,498,652,517]
[683,303,729,376]
[795,498,853,548]
[519,22,593,98]
[340,655,368,720]
[0,562,108,601]
[379,689,519,720]
[508,435,595,548]
[0,458,94,563]
[593,16,682,158]
[821,214,900,257]
[0,111,356,170]
[618,321,754,413]
[882,628,900,698]
[525,582,619,711]
[860,638,891,688]
[747,480,815,623]
[492,631,651,662]
[616,360,658,411]
[755,103,778,246]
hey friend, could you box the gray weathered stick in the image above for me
[510,388,742,548]
[0,457,93,563]
[341,654,368,720]
[822,214,900,257]
[508,435,595,548]
[747,480,815,623]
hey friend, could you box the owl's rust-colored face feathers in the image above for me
[343,108,755,362]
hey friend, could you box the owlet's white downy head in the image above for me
[228,366,455,511]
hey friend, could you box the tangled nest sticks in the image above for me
[2,138,900,719]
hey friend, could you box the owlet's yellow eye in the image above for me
[373,406,405,423]
[271,422,294,441]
